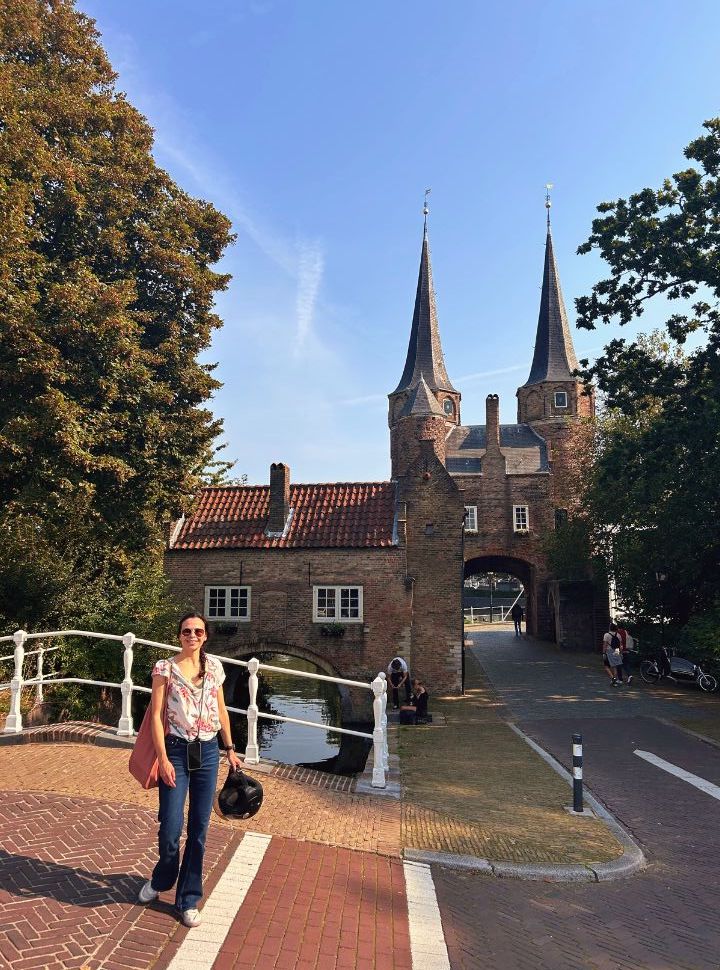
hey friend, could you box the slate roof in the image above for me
[523,229,581,385]
[169,482,398,550]
[446,424,549,474]
[399,374,446,417]
[392,228,458,395]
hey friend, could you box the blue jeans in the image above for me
[151,735,219,911]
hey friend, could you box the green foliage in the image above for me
[0,1,234,631]
[541,518,593,582]
[576,119,720,625]
[681,605,720,665]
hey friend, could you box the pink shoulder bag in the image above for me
[128,666,170,790]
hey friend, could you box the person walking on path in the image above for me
[138,612,242,927]
[602,622,631,686]
[510,602,524,637]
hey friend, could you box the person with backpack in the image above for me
[603,622,632,686]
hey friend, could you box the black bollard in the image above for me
[572,733,583,813]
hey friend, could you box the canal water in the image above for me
[225,653,372,776]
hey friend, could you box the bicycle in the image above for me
[639,646,718,692]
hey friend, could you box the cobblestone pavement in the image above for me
[399,650,620,864]
[430,630,720,970]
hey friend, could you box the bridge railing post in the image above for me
[4,630,27,734]
[245,657,260,763]
[379,671,389,771]
[371,674,386,788]
[35,644,45,706]
[118,632,135,736]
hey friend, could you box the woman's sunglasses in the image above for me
[181,627,206,637]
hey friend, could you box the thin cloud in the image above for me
[455,363,529,384]
[294,240,324,354]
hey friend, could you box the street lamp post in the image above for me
[655,568,668,650]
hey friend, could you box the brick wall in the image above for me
[164,546,412,686]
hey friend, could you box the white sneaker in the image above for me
[182,908,202,928]
[138,880,158,904]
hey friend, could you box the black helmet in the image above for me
[216,768,264,820]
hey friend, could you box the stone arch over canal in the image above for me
[218,638,370,724]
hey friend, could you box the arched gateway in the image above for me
[165,207,608,697]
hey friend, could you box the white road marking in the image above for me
[634,750,720,801]
[403,860,451,970]
[167,831,271,970]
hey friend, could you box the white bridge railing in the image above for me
[0,629,388,788]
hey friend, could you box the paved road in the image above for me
[432,631,720,970]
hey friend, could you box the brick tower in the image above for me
[516,207,594,436]
[389,216,461,479]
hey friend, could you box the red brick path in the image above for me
[181,838,412,970]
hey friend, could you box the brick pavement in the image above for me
[152,838,412,970]
[399,648,621,864]
[430,629,720,970]
[0,744,401,858]
[0,789,235,970]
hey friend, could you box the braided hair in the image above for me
[177,612,209,678]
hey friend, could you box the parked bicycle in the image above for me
[640,646,718,692]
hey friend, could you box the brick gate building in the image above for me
[165,212,606,694]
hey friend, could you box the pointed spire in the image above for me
[524,206,580,386]
[392,214,457,395]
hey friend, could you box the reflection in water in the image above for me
[226,653,371,775]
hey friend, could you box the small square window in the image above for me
[464,506,478,532]
[513,506,529,532]
[313,586,363,622]
[554,391,568,408]
[205,586,251,620]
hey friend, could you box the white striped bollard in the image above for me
[572,733,583,813]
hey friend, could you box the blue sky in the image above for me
[82,0,720,485]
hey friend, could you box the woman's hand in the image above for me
[227,750,243,772]
[159,757,176,787]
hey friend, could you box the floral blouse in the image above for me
[152,655,226,741]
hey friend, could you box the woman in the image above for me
[137,612,243,927]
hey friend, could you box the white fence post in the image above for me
[118,632,135,736]
[379,672,389,771]
[371,674,386,788]
[35,645,45,705]
[4,630,27,734]
[245,657,260,764]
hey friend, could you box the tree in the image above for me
[575,119,720,624]
[0,0,235,630]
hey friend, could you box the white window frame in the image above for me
[513,505,529,533]
[554,390,568,408]
[204,585,251,621]
[313,585,363,623]
[464,506,478,533]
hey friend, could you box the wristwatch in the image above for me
[223,744,235,753]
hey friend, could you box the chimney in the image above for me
[485,394,501,452]
[267,462,290,535]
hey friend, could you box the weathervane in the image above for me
[423,188,431,231]
[545,182,553,228]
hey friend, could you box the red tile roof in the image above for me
[170,482,398,550]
